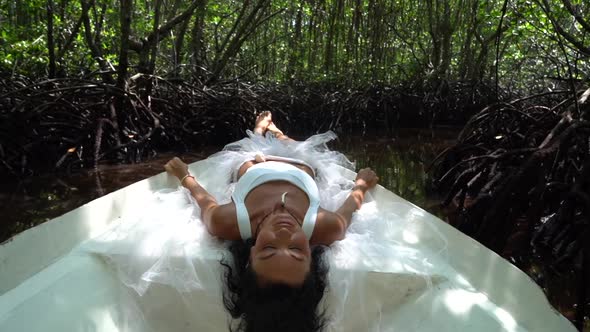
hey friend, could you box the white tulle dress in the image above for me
[80,130,452,331]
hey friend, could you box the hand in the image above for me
[354,168,379,191]
[254,153,266,163]
[164,157,189,180]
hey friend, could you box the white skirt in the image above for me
[197,130,356,211]
[79,131,449,331]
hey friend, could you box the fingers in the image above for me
[164,157,185,171]
[164,160,173,173]
[164,157,191,182]
[356,167,379,188]
[254,153,266,163]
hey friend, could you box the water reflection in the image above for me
[0,151,214,243]
[332,128,458,215]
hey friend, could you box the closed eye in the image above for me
[258,249,304,261]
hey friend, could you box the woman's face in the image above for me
[250,209,312,287]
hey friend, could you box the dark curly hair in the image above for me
[220,239,329,332]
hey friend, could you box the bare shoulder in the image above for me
[208,202,241,241]
[310,208,345,246]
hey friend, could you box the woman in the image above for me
[164,112,378,331]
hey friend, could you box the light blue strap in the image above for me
[234,200,252,239]
[302,202,319,239]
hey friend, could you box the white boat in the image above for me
[0,158,576,331]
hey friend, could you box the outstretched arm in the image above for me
[311,168,379,245]
[165,157,240,240]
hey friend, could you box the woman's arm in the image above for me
[165,157,240,240]
[311,168,379,245]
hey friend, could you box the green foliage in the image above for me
[0,0,588,91]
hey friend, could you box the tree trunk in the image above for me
[94,0,108,46]
[438,5,453,79]
[147,0,163,77]
[173,15,191,77]
[307,0,321,72]
[346,0,362,79]
[208,0,272,83]
[57,16,83,60]
[458,0,479,80]
[132,0,198,81]
[81,0,113,83]
[117,0,132,91]
[46,0,56,78]
[427,0,441,72]
[108,0,133,161]
[286,5,302,80]
[191,0,208,78]
[324,0,339,74]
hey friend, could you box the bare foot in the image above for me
[254,111,272,135]
[266,122,284,136]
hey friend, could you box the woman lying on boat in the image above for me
[164,112,378,332]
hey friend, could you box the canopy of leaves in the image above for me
[0,0,588,91]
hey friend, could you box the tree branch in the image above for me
[218,0,251,56]
[540,0,590,56]
[147,0,200,44]
[81,0,114,83]
[57,15,83,59]
[128,38,143,52]
[561,0,590,33]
